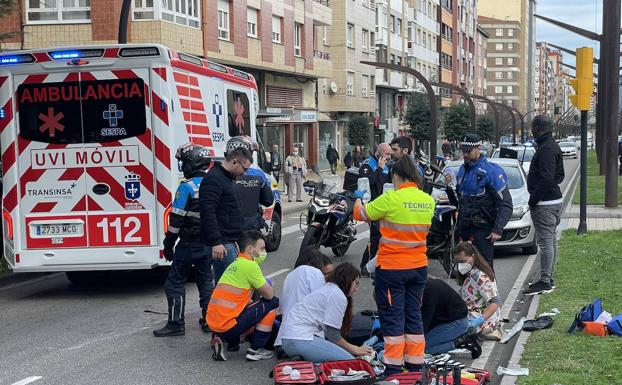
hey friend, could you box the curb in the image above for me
[495,162,581,385]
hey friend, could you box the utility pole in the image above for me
[570,47,594,234]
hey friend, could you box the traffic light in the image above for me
[569,47,594,111]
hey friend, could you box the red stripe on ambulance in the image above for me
[20,167,47,198]
[0,98,13,134]
[152,91,169,126]
[58,167,84,181]
[86,168,127,209]
[2,141,17,176]
[31,201,58,213]
[154,136,171,170]
[22,74,48,84]
[153,68,167,81]
[87,196,104,211]
[112,69,139,79]
[3,186,17,213]
[71,196,87,212]
[156,181,172,209]
[0,76,7,88]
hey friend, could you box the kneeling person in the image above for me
[207,231,279,361]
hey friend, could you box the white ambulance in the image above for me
[0,44,282,282]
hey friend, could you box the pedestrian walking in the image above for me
[357,143,392,276]
[442,139,452,158]
[445,133,513,269]
[285,146,307,202]
[154,144,212,337]
[270,144,281,183]
[344,151,353,169]
[326,144,340,175]
[353,156,435,377]
[524,115,565,296]
[199,145,253,284]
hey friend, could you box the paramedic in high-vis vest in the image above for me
[154,144,212,337]
[353,156,435,377]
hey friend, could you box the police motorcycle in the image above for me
[425,157,459,276]
[299,167,357,257]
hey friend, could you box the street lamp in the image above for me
[518,109,539,143]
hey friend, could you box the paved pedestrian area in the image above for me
[564,204,622,231]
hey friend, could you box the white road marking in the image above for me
[266,269,290,279]
[353,231,370,242]
[281,224,303,237]
[11,377,42,385]
[64,327,150,351]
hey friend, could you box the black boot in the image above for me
[153,324,185,337]
[453,329,481,359]
[199,308,210,333]
[154,295,185,337]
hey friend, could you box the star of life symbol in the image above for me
[125,173,141,201]
[212,94,222,128]
[234,96,245,132]
[39,107,65,138]
[103,104,124,127]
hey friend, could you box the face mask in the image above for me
[293,151,299,156]
[457,262,473,275]
[254,251,268,266]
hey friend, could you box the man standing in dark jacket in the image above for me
[358,143,392,275]
[524,115,565,296]
[200,146,253,284]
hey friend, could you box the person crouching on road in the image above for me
[154,144,212,337]
[353,156,435,377]
[452,241,503,341]
[279,262,373,362]
[207,231,279,362]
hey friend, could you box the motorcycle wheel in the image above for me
[299,224,320,255]
[265,212,282,252]
[332,244,351,258]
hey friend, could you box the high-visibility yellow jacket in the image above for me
[354,182,435,270]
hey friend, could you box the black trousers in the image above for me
[164,240,214,329]
[360,221,381,270]
[456,226,495,269]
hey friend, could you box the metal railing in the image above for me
[313,0,329,6]
[314,50,330,60]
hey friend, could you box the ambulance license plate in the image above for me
[36,223,82,237]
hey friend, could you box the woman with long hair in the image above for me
[452,241,503,340]
[353,155,436,376]
[279,262,373,363]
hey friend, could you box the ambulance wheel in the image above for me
[265,212,282,252]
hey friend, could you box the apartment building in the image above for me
[0,0,332,167]
[452,0,477,95]
[438,0,454,106]
[474,25,489,112]
[478,16,521,109]
[535,42,554,116]
[318,0,376,167]
[407,0,440,91]
[478,0,537,113]
[375,0,409,142]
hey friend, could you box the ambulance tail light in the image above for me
[163,204,172,233]
[2,209,13,241]
[0,54,35,65]
[119,47,160,57]
[49,49,104,60]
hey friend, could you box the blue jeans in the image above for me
[217,297,279,350]
[209,243,238,284]
[282,336,354,363]
[425,318,469,355]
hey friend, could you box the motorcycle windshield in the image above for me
[318,174,342,195]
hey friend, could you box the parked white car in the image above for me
[491,146,535,175]
[558,141,578,158]
[445,158,537,255]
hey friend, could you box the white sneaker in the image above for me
[245,347,274,361]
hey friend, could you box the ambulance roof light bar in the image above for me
[119,47,160,57]
[0,54,35,65]
[49,49,104,60]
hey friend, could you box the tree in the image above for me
[476,115,495,142]
[0,0,17,43]
[347,115,370,146]
[443,103,470,142]
[403,92,430,141]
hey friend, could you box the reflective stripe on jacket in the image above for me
[353,182,435,269]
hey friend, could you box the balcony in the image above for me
[314,50,330,60]
[390,33,404,51]
[416,10,440,35]
[312,0,331,26]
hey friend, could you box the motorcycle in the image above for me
[299,169,357,257]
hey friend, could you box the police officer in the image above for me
[358,143,392,276]
[154,144,212,337]
[446,134,513,268]
[226,136,274,232]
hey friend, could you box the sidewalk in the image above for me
[564,204,622,231]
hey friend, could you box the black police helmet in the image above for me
[175,143,211,178]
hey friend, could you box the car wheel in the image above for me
[522,238,538,255]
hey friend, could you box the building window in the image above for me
[272,16,282,43]
[496,28,503,36]
[507,71,514,80]
[247,7,258,38]
[507,57,514,65]
[495,72,502,80]
[294,23,303,57]
[362,29,369,52]
[391,15,396,33]
[422,32,426,47]
[347,23,354,48]
[133,0,154,20]
[370,32,375,53]
[495,86,503,94]
[508,28,514,37]
[162,0,200,27]
[495,57,503,65]
[495,43,503,51]
[370,75,376,96]
[396,18,402,35]
[507,86,513,93]
[362,74,369,97]
[27,0,91,23]
[508,43,514,50]
[217,0,230,39]
[347,71,354,96]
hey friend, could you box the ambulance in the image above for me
[0,44,282,282]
